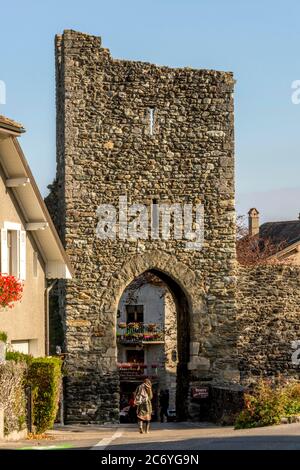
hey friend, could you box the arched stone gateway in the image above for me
[47,30,239,423]
[101,250,204,331]
[101,251,206,420]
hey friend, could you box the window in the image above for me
[151,198,159,238]
[126,349,144,364]
[126,305,144,323]
[7,230,18,276]
[1,223,26,280]
[149,107,155,135]
[11,340,29,355]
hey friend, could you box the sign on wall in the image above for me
[191,387,209,399]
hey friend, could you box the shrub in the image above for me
[283,382,300,416]
[27,357,62,433]
[0,331,7,342]
[235,379,285,429]
[6,350,33,365]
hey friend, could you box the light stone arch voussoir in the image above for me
[100,250,206,340]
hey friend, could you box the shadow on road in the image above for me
[107,434,300,451]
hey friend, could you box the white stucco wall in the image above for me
[118,283,165,326]
[0,168,46,356]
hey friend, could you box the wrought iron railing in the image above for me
[117,322,164,343]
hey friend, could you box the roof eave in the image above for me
[12,137,74,278]
[0,133,73,279]
[0,125,25,137]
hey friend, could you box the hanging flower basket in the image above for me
[147,323,157,332]
[118,322,127,329]
[0,275,23,309]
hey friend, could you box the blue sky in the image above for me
[1,0,300,222]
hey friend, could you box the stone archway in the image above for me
[101,250,204,325]
[99,250,207,420]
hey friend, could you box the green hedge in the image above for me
[6,350,33,365]
[27,357,62,434]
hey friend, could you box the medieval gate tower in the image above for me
[48,30,238,423]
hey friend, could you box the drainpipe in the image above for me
[45,280,57,356]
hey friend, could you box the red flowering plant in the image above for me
[0,274,23,309]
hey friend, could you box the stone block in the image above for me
[188,356,210,371]
[190,341,200,355]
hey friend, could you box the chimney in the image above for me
[248,208,260,237]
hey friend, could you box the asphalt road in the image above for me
[1,422,300,450]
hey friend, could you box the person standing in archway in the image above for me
[159,389,169,423]
[134,378,153,433]
[128,393,136,423]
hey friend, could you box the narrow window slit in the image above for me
[149,107,155,135]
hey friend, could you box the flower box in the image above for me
[147,323,157,332]
[143,335,154,340]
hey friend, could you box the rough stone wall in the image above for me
[237,265,300,382]
[47,29,236,423]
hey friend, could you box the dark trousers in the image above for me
[160,407,168,422]
[129,407,136,423]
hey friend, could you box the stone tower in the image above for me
[49,30,237,423]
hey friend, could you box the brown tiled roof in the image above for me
[0,115,25,133]
[259,220,300,248]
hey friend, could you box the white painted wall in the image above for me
[118,283,165,326]
[0,166,46,357]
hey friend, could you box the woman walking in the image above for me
[134,378,153,434]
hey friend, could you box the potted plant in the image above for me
[118,322,127,329]
[153,333,162,340]
[0,274,23,309]
[128,322,140,331]
[147,323,157,332]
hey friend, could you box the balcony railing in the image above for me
[117,323,164,344]
[117,362,159,379]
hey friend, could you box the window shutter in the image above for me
[19,230,26,280]
[0,229,8,274]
